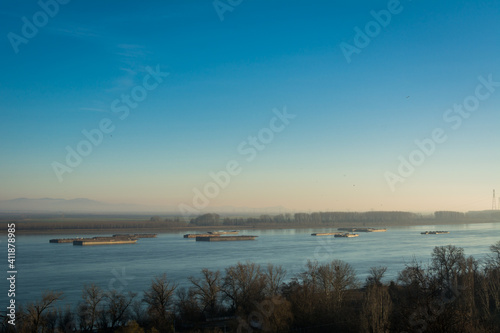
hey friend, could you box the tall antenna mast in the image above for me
[493,190,497,210]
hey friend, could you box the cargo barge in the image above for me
[195,235,258,242]
[51,235,140,245]
[337,228,386,232]
[184,233,222,238]
[311,232,342,236]
[207,231,239,235]
[73,238,137,246]
[334,233,359,238]
[421,231,449,235]
[73,236,137,246]
[112,233,157,238]
[49,238,83,243]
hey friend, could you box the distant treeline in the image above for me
[188,210,500,226]
[3,241,500,332]
[189,211,419,226]
[3,218,186,231]
[2,210,499,231]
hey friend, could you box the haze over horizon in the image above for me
[1,0,499,214]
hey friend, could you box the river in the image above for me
[4,222,500,308]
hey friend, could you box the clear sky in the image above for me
[1,0,499,213]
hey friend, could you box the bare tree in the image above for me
[483,243,500,322]
[103,290,137,330]
[488,241,500,267]
[175,287,203,325]
[316,260,358,305]
[142,273,177,332]
[366,266,388,287]
[130,299,148,328]
[57,305,75,332]
[398,258,429,290]
[361,270,392,333]
[78,283,105,332]
[188,268,223,318]
[431,245,466,287]
[222,262,266,314]
[284,268,318,327]
[299,260,320,293]
[262,263,287,297]
[25,290,63,333]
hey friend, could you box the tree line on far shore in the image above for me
[2,241,500,333]
[187,210,500,226]
[3,209,499,231]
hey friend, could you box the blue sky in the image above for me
[1,0,499,213]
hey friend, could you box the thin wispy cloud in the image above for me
[45,25,102,40]
[104,44,152,93]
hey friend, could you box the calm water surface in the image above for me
[5,222,500,307]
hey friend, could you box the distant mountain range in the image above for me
[0,198,290,215]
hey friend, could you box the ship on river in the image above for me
[207,230,239,235]
[338,227,387,232]
[50,235,141,245]
[195,235,258,242]
[311,232,343,236]
[73,236,137,246]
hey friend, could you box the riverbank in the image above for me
[1,217,499,235]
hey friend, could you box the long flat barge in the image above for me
[51,235,139,245]
[73,236,137,245]
[73,238,137,246]
[195,235,258,242]
[184,233,222,238]
[311,232,342,236]
[51,235,136,243]
[50,238,82,243]
[112,233,157,238]
[338,228,386,232]
[421,231,449,235]
[334,233,359,238]
[207,231,239,235]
